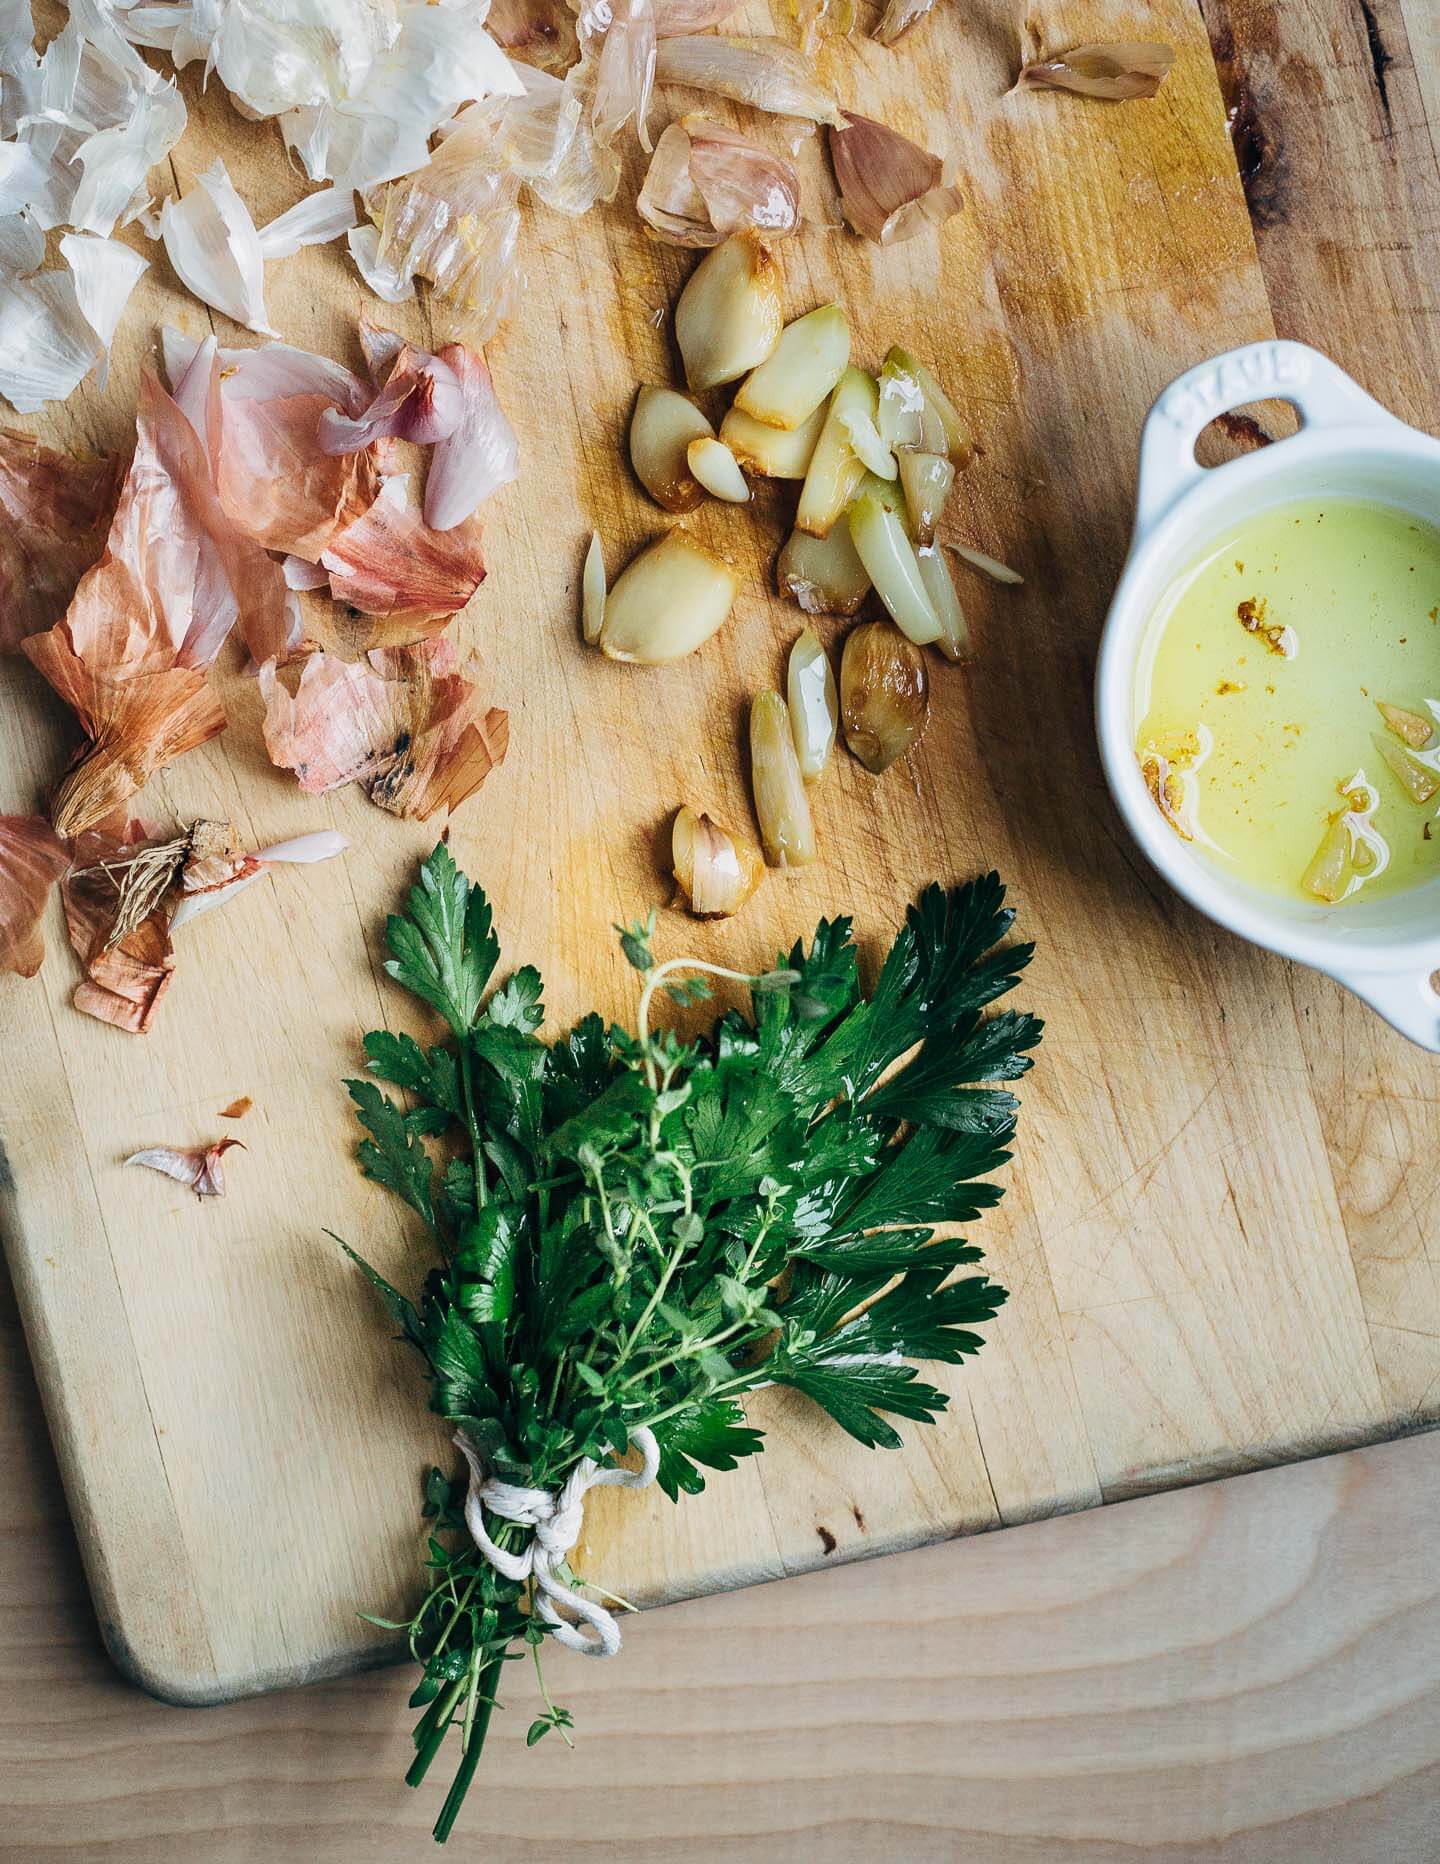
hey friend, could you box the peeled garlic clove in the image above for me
[917,545,969,660]
[884,345,975,468]
[1372,732,1440,803]
[672,805,765,916]
[841,619,930,774]
[630,385,715,512]
[839,394,896,480]
[1377,699,1435,750]
[777,523,871,615]
[877,348,947,454]
[795,366,874,535]
[675,230,785,392]
[687,436,750,502]
[897,449,954,546]
[750,688,817,865]
[732,302,850,431]
[848,491,942,645]
[599,531,739,663]
[720,398,825,478]
[787,627,837,780]
[581,531,606,643]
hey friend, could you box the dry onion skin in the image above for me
[826,112,963,247]
[719,398,826,479]
[786,627,838,781]
[630,386,715,511]
[671,806,765,916]
[582,531,606,643]
[749,688,817,866]
[1016,42,1176,101]
[674,230,785,392]
[598,531,739,663]
[733,303,850,431]
[777,522,871,616]
[841,620,930,774]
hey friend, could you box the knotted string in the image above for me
[454,1428,660,1658]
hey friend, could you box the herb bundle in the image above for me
[341,845,1041,1841]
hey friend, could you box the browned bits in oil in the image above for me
[1215,678,1246,695]
[1236,595,1296,656]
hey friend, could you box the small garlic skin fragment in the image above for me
[687,436,751,502]
[581,531,606,643]
[847,491,942,644]
[630,385,714,512]
[795,366,874,535]
[841,620,930,773]
[719,398,825,478]
[749,688,818,865]
[948,542,1024,585]
[674,230,785,392]
[776,522,871,615]
[897,449,954,546]
[599,531,739,663]
[787,627,838,780]
[883,346,975,468]
[672,805,765,915]
[732,302,850,431]
[916,545,969,660]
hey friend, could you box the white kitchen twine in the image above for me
[453,1428,660,1658]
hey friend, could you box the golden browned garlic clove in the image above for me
[581,531,606,643]
[787,627,838,780]
[749,688,818,865]
[672,805,765,916]
[686,436,751,502]
[629,385,715,513]
[674,231,785,392]
[776,521,871,615]
[795,366,874,535]
[598,531,739,663]
[840,619,930,773]
[732,302,850,431]
[719,398,826,478]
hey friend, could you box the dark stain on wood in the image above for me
[816,1524,837,1555]
[1203,4,1290,229]
[1356,0,1394,127]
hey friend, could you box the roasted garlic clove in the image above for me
[598,532,739,663]
[719,397,826,479]
[674,231,785,392]
[732,302,850,431]
[672,806,765,915]
[581,530,606,643]
[840,619,930,773]
[847,491,942,645]
[795,366,874,535]
[776,522,871,615]
[787,627,838,780]
[686,436,750,502]
[749,688,817,864]
[629,385,715,513]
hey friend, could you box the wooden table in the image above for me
[2,1,1438,1856]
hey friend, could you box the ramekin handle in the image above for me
[1134,339,1405,532]
[1332,966,1440,1052]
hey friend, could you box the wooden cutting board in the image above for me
[3,0,1436,1705]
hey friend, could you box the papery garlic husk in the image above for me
[787,627,837,780]
[795,367,874,534]
[687,436,750,502]
[826,112,963,246]
[1377,699,1436,750]
[793,0,856,57]
[916,545,969,660]
[733,302,849,431]
[872,0,938,47]
[636,120,718,245]
[0,428,122,652]
[674,230,784,392]
[749,688,817,865]
[1372,732,1440,804]
[654,34,844,125]
[598,531,739,663]
[719,397,825,479]
[686,116,800,240]
[1017,41,1175,101]
[582,531,606,643]
[848,490,942,645]
[841,620,930,773]
[126,1137,242,1198]
[883,346,975,467]
[672,805,765,915]
[897,449,954,546]
[947,542,1023,584]
[777,522,871,616]
[630,384,714,511]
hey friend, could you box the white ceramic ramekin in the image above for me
[1096,338,1440,1051]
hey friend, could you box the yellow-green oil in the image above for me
[1134,498,1440,905]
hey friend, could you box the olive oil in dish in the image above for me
[1133,498,1440,905]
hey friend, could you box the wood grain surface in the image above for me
[1,0,1438,1728]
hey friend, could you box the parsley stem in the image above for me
[459,1040,487,1210]
[636,958,765,1090]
